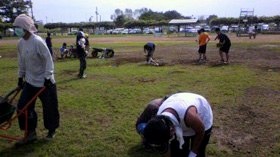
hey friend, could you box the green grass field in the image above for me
[0,34,279,157]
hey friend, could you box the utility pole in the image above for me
[95,7,99,22]
[29,0,34,20]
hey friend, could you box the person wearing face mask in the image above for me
[13,14,60,145]
[143,92,213,157]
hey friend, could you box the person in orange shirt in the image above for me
[197,28,210,63]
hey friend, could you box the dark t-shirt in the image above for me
[217,33,231,46]
[45,36,52,47]
[144,42,155,51]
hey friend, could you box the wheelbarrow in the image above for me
[0,87,45,141]
[91,47,115,58]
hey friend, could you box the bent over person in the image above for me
[136,98,164,146]
[144,42,159,66]
[13,14,60,145]
[143,92,213,157]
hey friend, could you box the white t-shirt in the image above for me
[17,33,55,87]
[157,92,213,136]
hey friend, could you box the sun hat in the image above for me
[13,14,37,33]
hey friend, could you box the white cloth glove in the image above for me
[188,151,197,157]
[78,38,86,49]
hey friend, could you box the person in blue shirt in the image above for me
[144,42,159,66]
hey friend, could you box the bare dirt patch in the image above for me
[213,87,280,155]
[1,34,279,155]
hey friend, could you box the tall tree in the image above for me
[206,15,218,25]
[133,8,149,20]
[110,8,123,21]
[163,10,183,20]
[114,15,126,27]
[139,10,165,21]
[0,0,32,23]
[124,8,133,19]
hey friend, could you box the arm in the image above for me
[184,106,205,154]
[37,39,54,81]
[17,43,25,78]
[207,35,211,43]
[214,35,218,41]
[143,45,147,55]
[136,98,163,126]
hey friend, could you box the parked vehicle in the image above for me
[221,25,229,32]
[121,29,129,34]
[112,28,124,34]
[180,26,197,33]
[203,25,211,32]
[91,48,114,58]
[143,28,155,34]
[67,30,78,35]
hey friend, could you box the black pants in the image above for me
[17,83,59,132]
[79,56,87,76]
[170,127,212,157]
[77,48,87,76]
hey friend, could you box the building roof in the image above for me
[169,19,198,25]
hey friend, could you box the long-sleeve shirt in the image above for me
[17,34,55,87]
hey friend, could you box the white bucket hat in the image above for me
[13,14,37,33]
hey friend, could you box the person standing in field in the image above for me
[45,32,53,57]
[76,28,87,78]
[144,42,159,66]
[196,28,210,63]
[84,33,90,55]
[215,28,231,64]
[13,14,60,145]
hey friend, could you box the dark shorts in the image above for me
[220,44,231,53]
[198,45,207,54]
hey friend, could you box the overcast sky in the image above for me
[32,0,280,23]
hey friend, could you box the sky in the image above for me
[32,0,280,23]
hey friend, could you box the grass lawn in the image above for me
[0,34,279,157]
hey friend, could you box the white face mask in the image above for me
[15,28,25,37]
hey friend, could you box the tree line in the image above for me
[1,1,279,32]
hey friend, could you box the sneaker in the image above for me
[15,131,37,146]
[81,74,87,79]
[224,61,229,64]
[45,130,56,140]
[78,74,87,79]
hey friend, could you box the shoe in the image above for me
[78,74,87,79]
[219,60,225,64]
[224,61,229,64]
[45,130,56,140]
[80,74,87,79]
[15,131,37,146]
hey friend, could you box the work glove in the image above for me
[44,79,53,88]
[17,77,25,89]
[188,151,197,157]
